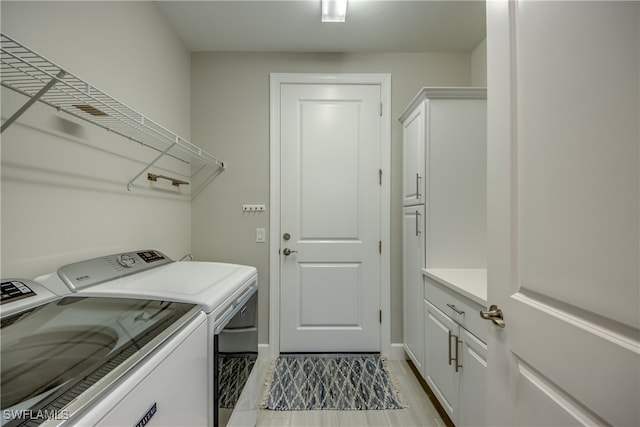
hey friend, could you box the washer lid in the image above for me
[1,296,200,425]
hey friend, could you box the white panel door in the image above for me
[403,205,424,371]
[279,83,382,352]
[486,1,639,426]
[424,300,459,421]
[402,101,425,206]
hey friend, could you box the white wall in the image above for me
[190,52,473,344]
[1,1,193,278]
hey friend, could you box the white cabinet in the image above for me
[401,100,426,206]
[458,328,487,427]
[400,87,487,427]
[424,275,487,427]
[402,205,425,372]
[424,299,459,420]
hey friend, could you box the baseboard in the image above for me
[389,343,407,360]
[259,342,403,360]
[258,343,270,361]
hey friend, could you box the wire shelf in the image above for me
[0,33,225,189]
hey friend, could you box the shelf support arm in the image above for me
[127,140,178,191]
[1,70,66,133]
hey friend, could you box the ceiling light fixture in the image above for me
[321,0,348,23]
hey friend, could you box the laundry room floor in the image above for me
[256,359,446,427]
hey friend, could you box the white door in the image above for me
[402,101,425,206]
[486,1,639,426]
[403,205,424,370]
[279,83,382,352]
[424,300,459,422]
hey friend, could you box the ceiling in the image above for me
[155,0,486,53]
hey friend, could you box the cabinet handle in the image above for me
[448,330,463,372]
[416,173,422,200]
[454,335,463,372]
[446,303,465,315]
[448,330,455,366]
[415,210,421,236]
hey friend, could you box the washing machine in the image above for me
[36,249,259,427]
[1,278,209,427]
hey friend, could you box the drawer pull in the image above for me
[446,303,465,315]
[416,173,422,200]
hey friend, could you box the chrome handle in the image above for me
[282,248,298,256]
[415,210,421,236]
[454,335,462,372]
[480,304,506,328]
[448,330,455,366]
[416,173,422,200]
[447,331,462,371]
[446,303,465,315]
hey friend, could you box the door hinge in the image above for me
[379,310,382,323]
[379,240,382,254]
[379,102,383,117]
[379,169,383,186]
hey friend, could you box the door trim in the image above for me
[269,73,392,359]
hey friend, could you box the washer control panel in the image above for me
[0,279,58,317]
[57,249,174,292]
[1,280,35,304]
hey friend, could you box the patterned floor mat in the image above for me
[261,354,406,411]
[218,353,257,408]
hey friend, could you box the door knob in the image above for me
[480,304,506,328]
[282,248,298,256]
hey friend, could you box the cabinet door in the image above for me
[401,101,425,206]
[458,328,487,427]
[424,299,458,422]
[402,206,424,372]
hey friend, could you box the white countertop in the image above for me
[422,268,487,306]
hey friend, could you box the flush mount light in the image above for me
[322,0,348,22]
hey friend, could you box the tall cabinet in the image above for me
[400,88,487,427]
[401,98,426,373]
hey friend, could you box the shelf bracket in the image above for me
[127,141,178,191]
[1,70,66,133]
[147,173,189,188]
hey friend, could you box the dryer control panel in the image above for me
[57,249,174,292]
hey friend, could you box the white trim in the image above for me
[258,343,271,361]
[269,73,392,360]
[398,87,487,123]
[390,343,408,361]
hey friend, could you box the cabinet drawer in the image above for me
[424,276,488,343]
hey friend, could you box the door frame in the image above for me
[268,73,392,360]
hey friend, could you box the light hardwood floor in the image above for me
[256,359,446,427]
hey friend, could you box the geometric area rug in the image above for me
[260,354,406,411]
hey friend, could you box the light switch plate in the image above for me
[256,228,266,243]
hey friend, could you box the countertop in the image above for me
[422,268,487,306]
